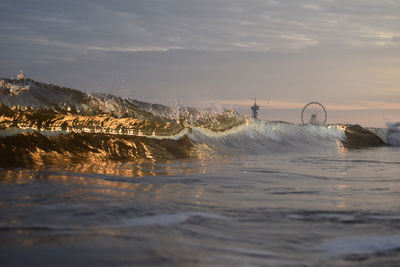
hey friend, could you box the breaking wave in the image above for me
[2,77,396,168]
[387,122,400,146]
[190,120,346,153]
[0,117,396,168]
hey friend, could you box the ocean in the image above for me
[1,120,400,266]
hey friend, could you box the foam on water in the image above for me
[112,212,226,228]
[189,120,346,153]
[318,235,400,257]
[387,122,400,146]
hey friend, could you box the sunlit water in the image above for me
[1,144,400,266]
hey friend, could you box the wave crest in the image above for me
[190,120,346,153]
[387,122,400,146]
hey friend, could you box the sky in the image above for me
[1,0,400,127]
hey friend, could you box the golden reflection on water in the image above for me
[0,149,229,216]
[334,198,349,209]
[0,169,37,184]
[336,184,349,190]
[22,239,34,247]
[0,157,202,183]
[0,158,206,202]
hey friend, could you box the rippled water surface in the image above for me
[1,146,400,266]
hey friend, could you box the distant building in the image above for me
[251,99,260,119]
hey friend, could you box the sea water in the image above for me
[1,122,400,266]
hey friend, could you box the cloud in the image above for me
[2,0,400,57]
[87,45,181,52]
[392,36,400,43]
[301,4,321,10]
[1,0,399,129]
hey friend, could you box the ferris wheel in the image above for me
[301,101,327,125]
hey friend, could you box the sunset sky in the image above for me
[1,0,400,126]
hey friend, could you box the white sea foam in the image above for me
[114,212,226,228]
[387,122,400,146]
[189,120,346,153]
[318,235,400,257]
